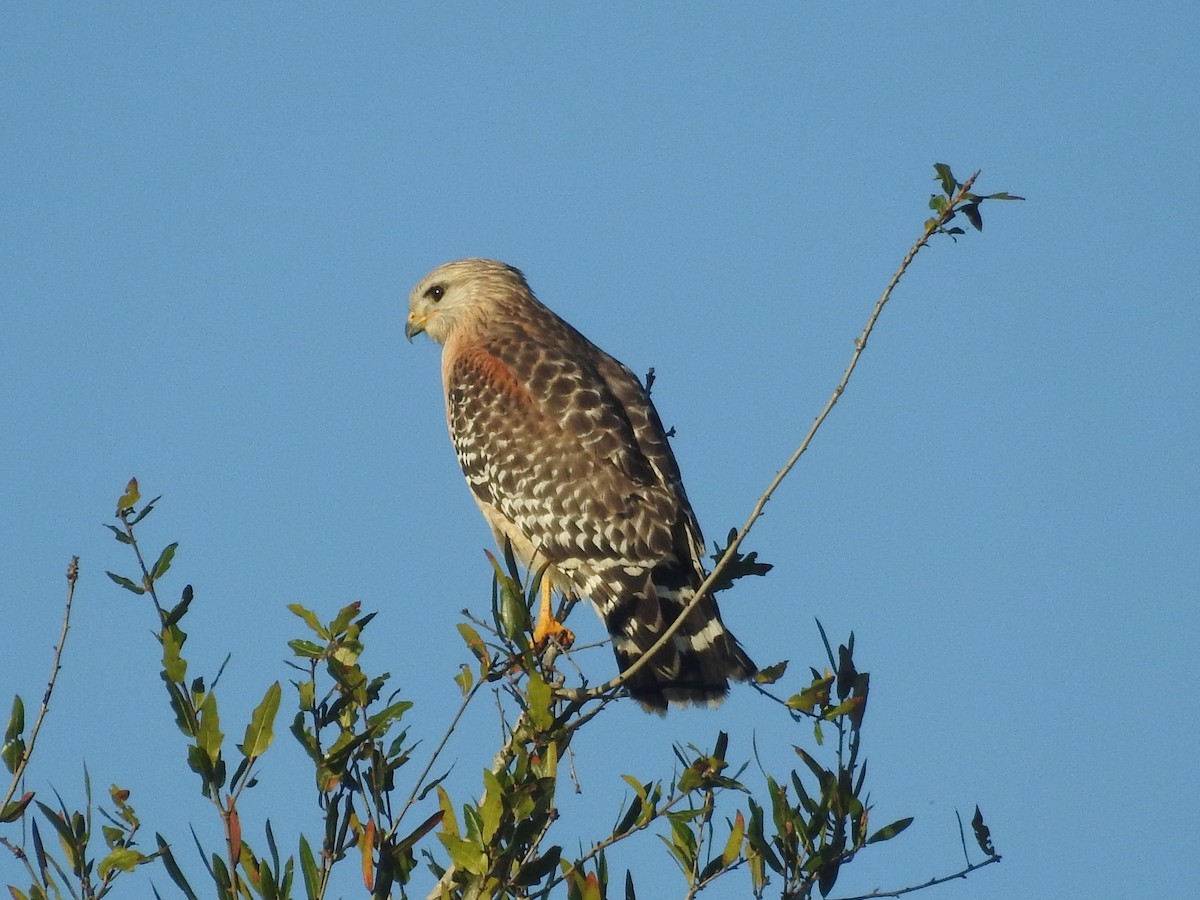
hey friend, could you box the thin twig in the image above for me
[393,677,485,834]
[117,510,167,621]
[550,785,692,891]
[1,557,80,815]
[425,707,532,900]
[565,172,982,702]
[829,854,1001,900]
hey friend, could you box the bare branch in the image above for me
[1,556,80,814]
[829,854,1002,900]
[566,172,983,703]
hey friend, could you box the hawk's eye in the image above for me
[426,284,446,303]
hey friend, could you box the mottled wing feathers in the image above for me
[445,326,679,568]
[420,260,754,712]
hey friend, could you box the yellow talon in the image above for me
[532,575,574,648]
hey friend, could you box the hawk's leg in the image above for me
[532,575,575,648]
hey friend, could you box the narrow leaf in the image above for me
[298,835,318,900]
[156,834,199,900]
[103,523,133,544]
[867,816,914,844]
[3,696,25,774]
[360,817,376,892]
[128,494,161,525]
[197,693,223,767]
[395,809,445,852]
[722,810,745,866]
[526,671,553,731]
[150,543,179,581]
[106,572,145,595]
[241,682,282,759]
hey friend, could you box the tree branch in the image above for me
[1,556,79,814]
[829,854,1001,900]
[565,172,982,703]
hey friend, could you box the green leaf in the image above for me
[436,785,459,838]
[745,798,782,875]
[197,693,223,767]
[34,801,78,874]
[328,602,361,638]
[454,664,474,696]
[3,695,25,774]
[498,571,529,641]
[479,769,504,842]
[106,571,145,595]
[526,671,553,731]
[822,697,864,721]
[287,639,324,660]
[163,585,194,629]
[287,604,329,639]
[754,660,787,684]
[103,523,133,544]
[614,794,643,838]
[129,494,163,525]
[296,680,316,712]
[157,834,200,900]
[241,682,281,759]
[536,738,559,779]
[438,834,487,876]
[933,162,957,196]
[786,673,832,713]
[117,478,141,513]
[298,835,319,900]
[722,810,745,866]
[150,542,179,581]
[963,202,983,231]
[0,791,34,823]
[867,816,913,844]
[4,695,24,742]
[162,625,187,683]
[98,846,146,877]
[456,623,490,668]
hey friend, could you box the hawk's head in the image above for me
[406,258,530,345]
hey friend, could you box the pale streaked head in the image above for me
[406,258,530,345]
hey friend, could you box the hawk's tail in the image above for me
[595,570,757,714]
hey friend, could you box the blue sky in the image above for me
[3,4,1197,898]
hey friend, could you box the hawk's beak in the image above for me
[405,310,427,342]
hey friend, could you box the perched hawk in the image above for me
[406,259,755,712]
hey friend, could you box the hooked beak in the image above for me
[405,310,428,342]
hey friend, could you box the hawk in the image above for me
[406,258,755,712]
